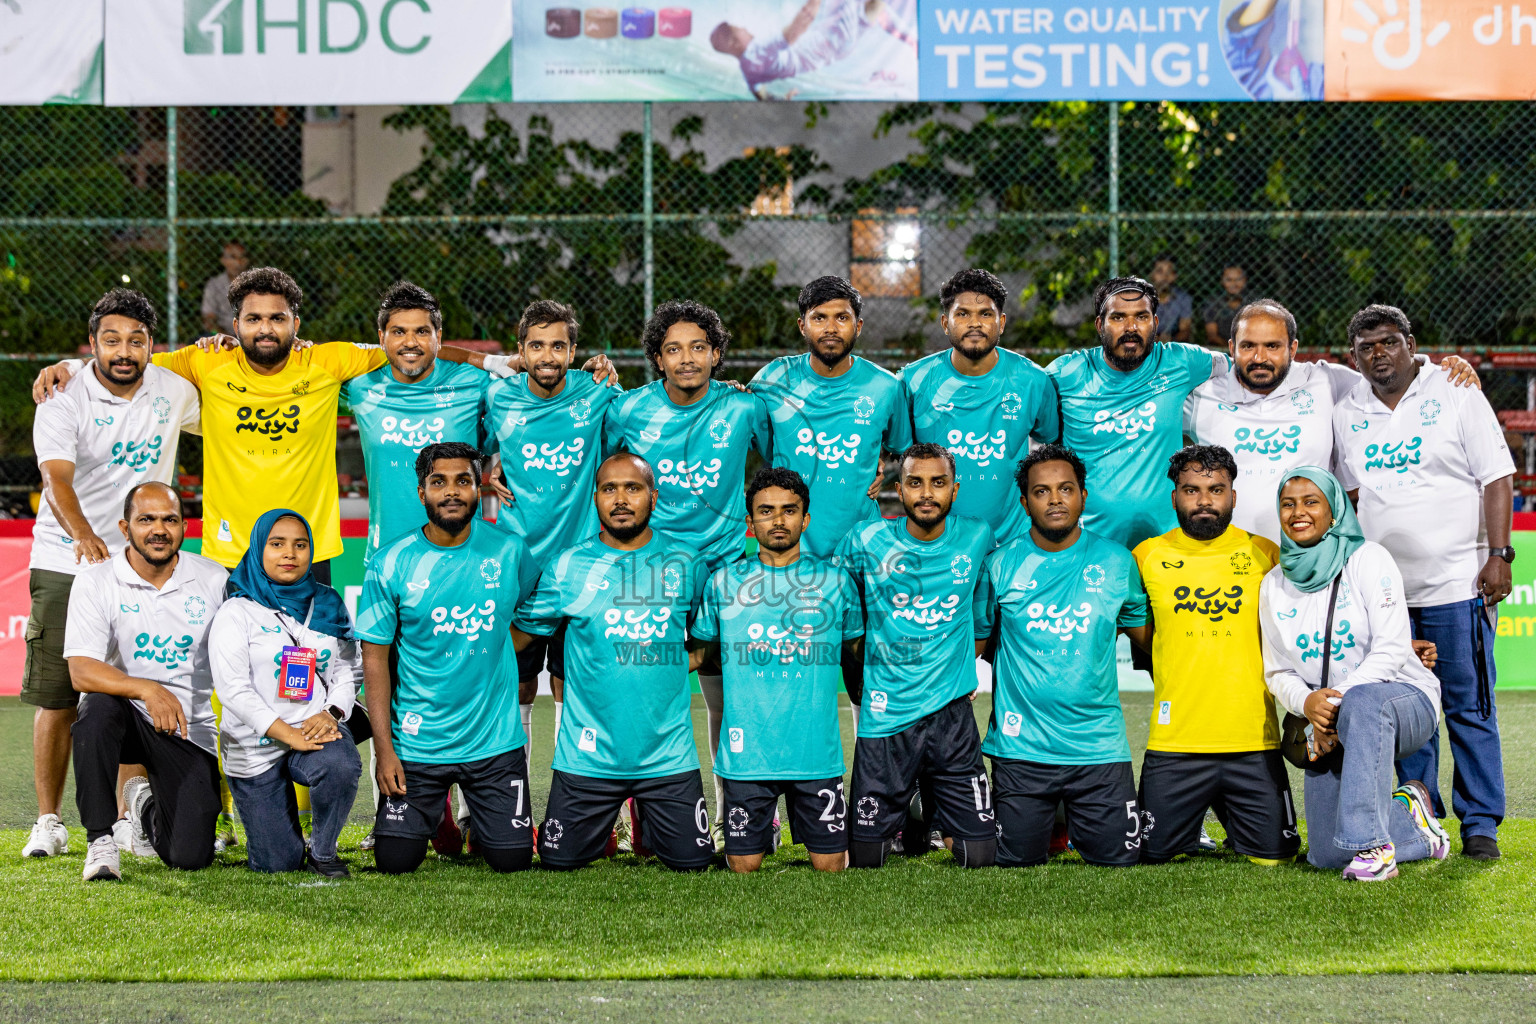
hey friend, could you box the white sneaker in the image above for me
[122,775,153,853]
[82,835,121,881]
[113,817,155,858]
[22,814,69,858]
[1198,826,1219,853]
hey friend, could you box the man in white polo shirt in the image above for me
[20,289,200,860]
[1333,303,1516,861]
[64,481,228,881]
[1185,298,1478,545]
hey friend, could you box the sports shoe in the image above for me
[1463,835,1501,861]
[216,812,240,850]
[927,829,945,852]
[770,815,782,854]
[307,854,351,879]
[22,814,69,858]
[629,798,654,859]
[612,814,631,855]
[711,820,725,853]
[1047,820,1070,857]
[82,835,121,881]
[1393,781,1450,860]
[113,816,155,857]
[1197,825,1219,853]
[459,815,479,857]
[431,795,463,857]
[123,775,154,854]
[1341,843,1398,881]
[358,830,376,851]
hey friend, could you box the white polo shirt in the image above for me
[61,549,227,756]
[1333,365,1515,607]
[30,364,200,576]
[207,597,360,779]
[1184,359,1359,545]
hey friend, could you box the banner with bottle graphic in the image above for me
[514,0,920,100]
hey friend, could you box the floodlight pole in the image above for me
[1107,102,1120,279]
[642,101,655,380]
[166,107,179,351]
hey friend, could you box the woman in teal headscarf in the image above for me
[208,509,362,878]
[1257,467,1446,881]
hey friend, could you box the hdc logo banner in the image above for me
[0,0,103,104]
[106,0,512,104]
[1324,0,1536,99]
[917,1,1325,100]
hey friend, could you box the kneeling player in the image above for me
[984,445,1152,867]
[357,443,541,874]
[514,454,713,872]
[835,443,998,869]
[689,467,862,872]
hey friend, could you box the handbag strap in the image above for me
[1315,574,1343,691]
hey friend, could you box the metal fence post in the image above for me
[642,101,654,379]
[165,107,179,351]
[1107,101,1119,279]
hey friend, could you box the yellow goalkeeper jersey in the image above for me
[1131,525,1281,753]
[153,343,386,567]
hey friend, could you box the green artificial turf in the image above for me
[0,693,1534,981]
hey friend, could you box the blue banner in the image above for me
[917,1,1325,101]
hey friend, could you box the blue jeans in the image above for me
[225,725,361,872]
[1303,682,1438,870]
[1398,597,1504,839]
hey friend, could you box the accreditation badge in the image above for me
[278,646,318,701]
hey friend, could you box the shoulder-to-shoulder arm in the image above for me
[1255,535,1281,569]
[175,376,203,435]
[1452,386,1518,485]
[314,342,388,381]
[32,388,80,463]
[1257,577,1311,716]
[151,346,206,387]
[1167,341,1227,384]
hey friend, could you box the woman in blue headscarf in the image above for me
[1257,468,1446,881]
[207,509,362,877]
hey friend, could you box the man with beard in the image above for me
[834,443,997,869]
[22,289,200,861]
[486,300,623,782]
[357,443,541,875]
[1334,305,1517,861]
[689,466,863,873]
[901,269,1058,548]
[1184,299,1479,545]
[752,277,910,560]
[1047,276,1228,552]
[608,300,772,830]
[513,454,714,872]
[1130,445,1298,865]
[31,267,501,579]
[982,445,1152,867]
[64,482,227,881]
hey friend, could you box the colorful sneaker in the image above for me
[22,813,69,858]
[431,795,463,857]
[459,816,479,857]
[1394,781,1450,860]
[1197,826,1219,853]
[1341,843,1398,881]
[770,815,782,854]
[612,814,631,855]
[711,820,725,853]
[82,835,121,881]
[358,830,376,851]
[216,811,240,850]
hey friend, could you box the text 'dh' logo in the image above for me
[186,0,243,54]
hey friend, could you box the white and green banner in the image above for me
[0,0,104,104]
[104,0,511,105]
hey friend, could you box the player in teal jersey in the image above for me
[900,269,1058,548]
[834,443,998,869]
[1045,276,1227,551]
[690,466,864,873]
[751,277,910,559]
[513,453,714,871]
[484,300,623,786]
[343,283,498,556]
[607,300,772,827]
[982,443,1153,867]
[356,443,540,875]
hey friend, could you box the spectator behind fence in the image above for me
[200,242,249,335]
[1203,264,1250,347]
[1149,256,1193,343]
[1258,468,1448,880]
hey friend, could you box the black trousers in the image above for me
[72,693,221,871]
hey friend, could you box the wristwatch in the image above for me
[325,706,345,722]
[1491,546,1516,564]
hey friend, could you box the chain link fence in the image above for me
[1,99,1533,506]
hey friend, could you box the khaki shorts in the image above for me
[20,569,77,710]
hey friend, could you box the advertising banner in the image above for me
[917,0,1324,100]
[1324,0,1536,100]
[0,0,104,104]
[104,0,512,106]
[513,1,919,101]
